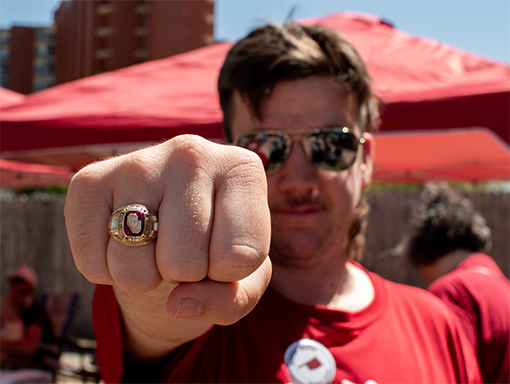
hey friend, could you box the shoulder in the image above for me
[427,269,466,296]
[430,253,508,295]
[357,265,455,320]
[460,252,501,271]
[375,274,457,320]
[381,278,437,303]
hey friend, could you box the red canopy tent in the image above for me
[0,159,74,189]
[0,87,26,109]
[0,12,509,184]
[373,128,509,183]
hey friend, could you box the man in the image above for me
[406,183,509,383]
[0,265,56,370]
[65,23,481,383]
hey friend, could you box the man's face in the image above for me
[230,76,373,270]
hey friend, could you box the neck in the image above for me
[270,258,374,312]
[419,249,473,284]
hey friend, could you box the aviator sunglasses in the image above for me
[234,127,365,173]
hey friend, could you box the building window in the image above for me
[134,2,149,15]
[33,77,54,92]
[133,48,147,59]
[35,62,53,76]
[95,26,116,38]
[36,43,54,58]
[95,48,115,59]
[96,3,116,15]
[133,26,148,37]
[0,30,10,45]
[36,28,55,43]
[0,47,9,60]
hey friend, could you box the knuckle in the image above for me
[66,165,104,202]
[168,135,210,164]
[164,135,217,182]
[164,259,208,283]
[73,260,111,285]
[117,151,161,183]
[112,269,161,294]
[211,244,265,281]
[234,283,250,310]
[74,157,116,181]
[225,147,266,177]
[71,238,98,265]
[213,283,252,326]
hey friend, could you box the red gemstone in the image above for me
[123,211,145,237]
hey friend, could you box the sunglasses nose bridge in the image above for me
[279,137,319,174]
[290,134,320,166]
[286,133,312,157]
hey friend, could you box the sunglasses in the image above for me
[234,127,365,173]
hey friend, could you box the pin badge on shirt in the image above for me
[284,339,337,384]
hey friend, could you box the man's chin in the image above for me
[270,239,330,269]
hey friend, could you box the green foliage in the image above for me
[364,182,509,195]
[15,186,68,196]
[364,183,421,195]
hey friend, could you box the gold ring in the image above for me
[108,204,158,246]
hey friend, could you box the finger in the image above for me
[155,136,215,283]
[107,240,162,293]
[106,149,166,293]
[208,146,271,282]
[64,161,115,286]
[167,256,272,325]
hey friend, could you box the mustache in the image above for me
[272,193,327,210]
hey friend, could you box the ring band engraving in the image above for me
[108,204,158,246]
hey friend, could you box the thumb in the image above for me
[167,256,272,325]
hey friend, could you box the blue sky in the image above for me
[0,0,509,63]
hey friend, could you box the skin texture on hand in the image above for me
[64,135,272,359]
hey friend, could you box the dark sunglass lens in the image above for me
[235,133,288,172]
[306,131,358,171]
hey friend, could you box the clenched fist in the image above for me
[65,135,272,357]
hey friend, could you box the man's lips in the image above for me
[273,204,323,215]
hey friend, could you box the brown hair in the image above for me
[347,197,370,261]
[218,22,380,142]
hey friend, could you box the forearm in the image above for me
[114,282,212,363]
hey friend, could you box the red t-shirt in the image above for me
[93,263,481,383]
[428,253,510,383]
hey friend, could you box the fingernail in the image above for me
[174,297,202,318]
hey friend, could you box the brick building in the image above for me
[54,0,214,85]
[0,26,55,94]
[1,0,214,94]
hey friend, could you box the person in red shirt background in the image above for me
[0,265,56,371]
[406,183,510,383]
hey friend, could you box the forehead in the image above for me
[230,76,360,138]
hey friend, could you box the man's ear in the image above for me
[360,132,375,189]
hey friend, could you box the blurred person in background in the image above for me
[0,265,56,371]
[0,295,25,344]
[406,183,510,383]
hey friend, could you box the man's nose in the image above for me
[276,142,319,192]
